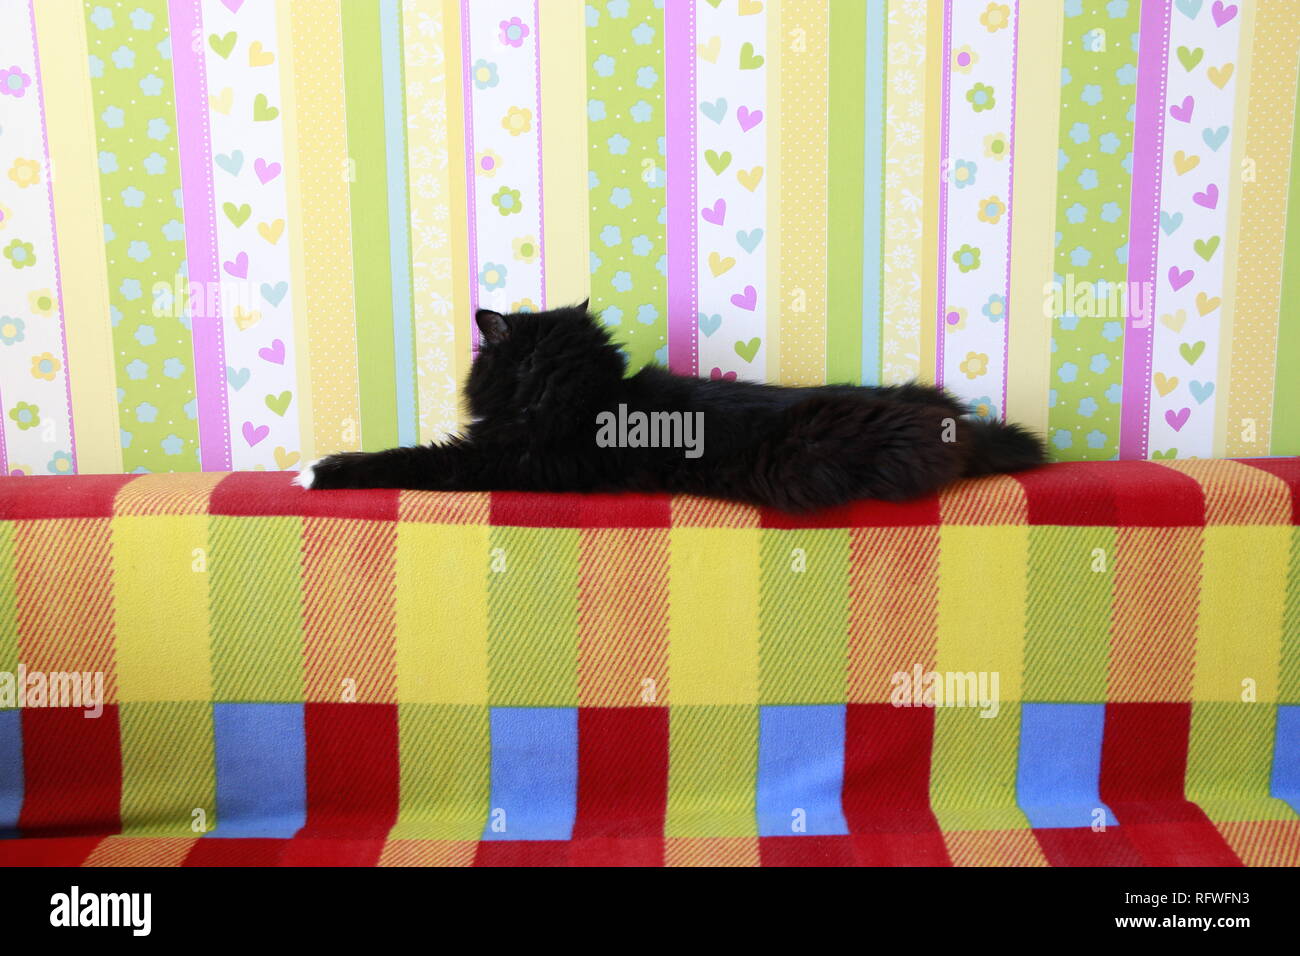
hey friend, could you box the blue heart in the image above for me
[226,366,250,390]
[698,312,722,337]
[1175,0,1203,19]
[736,228,764,254]
[260,281,288,306]
[1189,380,1214,404]
[215,150,244,176]
[699,98,727,124]
[1160,210,1183,235]
[1202,125,1228,151]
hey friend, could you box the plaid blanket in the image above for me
[0,458,1296,867]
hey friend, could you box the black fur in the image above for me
[304,303,1046,512]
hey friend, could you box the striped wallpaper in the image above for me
[0,0,1297,476]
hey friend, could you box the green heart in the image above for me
[1176,45,1203,71]
[253,93,279,122]
[705,149,732,175]
[265,391,292,417]
[208,32,237,59]
[1193,235,1220,261]
[705,0,723,6]
[739,42,764,70]
[734,337,761,363]
[1152,448,1178,460]
[223,202,251,227]
[1180,340,1206,365]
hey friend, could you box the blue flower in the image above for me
[587,99,606,121]
[1121,151,1133,175]
[1078,397,1098,418]
[1059,312,1080,331]
[46,451,73,476]
[981,294,1006,322]
[630,100,652,123]
[951,158,977,189]
[636,304,658,324]
[1080,84,1103,106]
[594,54,616,77]
[1098,132,1120,154]
[126,358,148,380]
[655,254,667,275]
[111,45,135,69]
[147,118,170,140]
[600,224,622,246]
[631,235,653,256]
[607,0,629,18]
[1105,384,1123,404]
[1069,246,1092,267]
[156,38,171,60]
[1068,122,1090,144]
[1089,353,1110,374]
[163,357,186,378]
[1061,66,1072,86]
[136,402,157,423]
[1115,63,1137,86]
[1064,0,1083,16]
[102,105,125,128]
[139,74,164,96]
[611,270,633,292]
[607,133,630,155]
[472,59,499,90]
[1058,362,1079,384]
[1065,202,1087,224]
[161,434,185,456]
[120,278,143,300]
[88,55,104,78]
[98,151,118,174]
[183,398,196,420]
[588,170,600,189]
[479,262,507,290]
[1052,429,1074,450]
[609,187,632,209]
[631,22,655,45]
[1106,0,1129,18]
[1115,242,1128,265]
[602,305,623,326]
[127,241,151,262]
[1102,321,1122,342]
[129,7,154,30]
[589,251,602,273]
[121,186,146,208]
[1077,168,1099,190]
[1058,148,1070,171]
[636,66,658,88]
[1086,430,1108,450]
[89,6,113,30]
[143,152,166,175]
[162,219,184,241]
[0,316,25,345]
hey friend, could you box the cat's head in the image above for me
[466,301,626,426]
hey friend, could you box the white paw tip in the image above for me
[292,458,321,490]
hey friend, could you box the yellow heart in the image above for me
[234,306,262,331]
[1160,309,1187,332]
[1207,62,1234,89]
[708,252,736,277]
[1154,372,1179,397]
[737,166,764,191]
[697,35,720,63]
[209,86,233,115]
[1196,292,1221,316]
[274,446,300,471]
[738,0,763,14]
[248,41,275,67]
[258,218,285,244]
[1172,150,1199,175]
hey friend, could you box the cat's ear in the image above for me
[475,308,510,344]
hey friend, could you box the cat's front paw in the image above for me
[292,457,323,489]
[292,453,363,490]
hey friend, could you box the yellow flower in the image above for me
[475,150,502,177]
[511,298,538,313]
[502,106,532,137]
[28,288,55,317]
[977,195,1007,224]
[979,3,1010,32]
[7,157,41,189]
[512,235,539,263]
[960,351,990,380]
[983,132,1010,161]
[31,352,60,381]
[943,306,967,333]
[952,45,978,73]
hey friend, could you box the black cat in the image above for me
[296,302,1045,512]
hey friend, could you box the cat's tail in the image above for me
[961,418,1048,478]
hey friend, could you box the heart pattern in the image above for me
[695,0,768,377]
[205,0,300,467]
[1147,0,1240,457]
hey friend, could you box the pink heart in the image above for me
[701,198,726,225]
[258,338,286,364]
[1211,2,1237,26]
[736,106,763,132]
[254,158,282,184]
[221,0,244,11]
[709,367,737,382]
[1169,95,1194,123]
[730,285,757,311]
[1165,407,1191,432]
[223,251,248,279]
[1168,266,1195,291]
[242,421,269,446]
[1192,183,1219,209]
